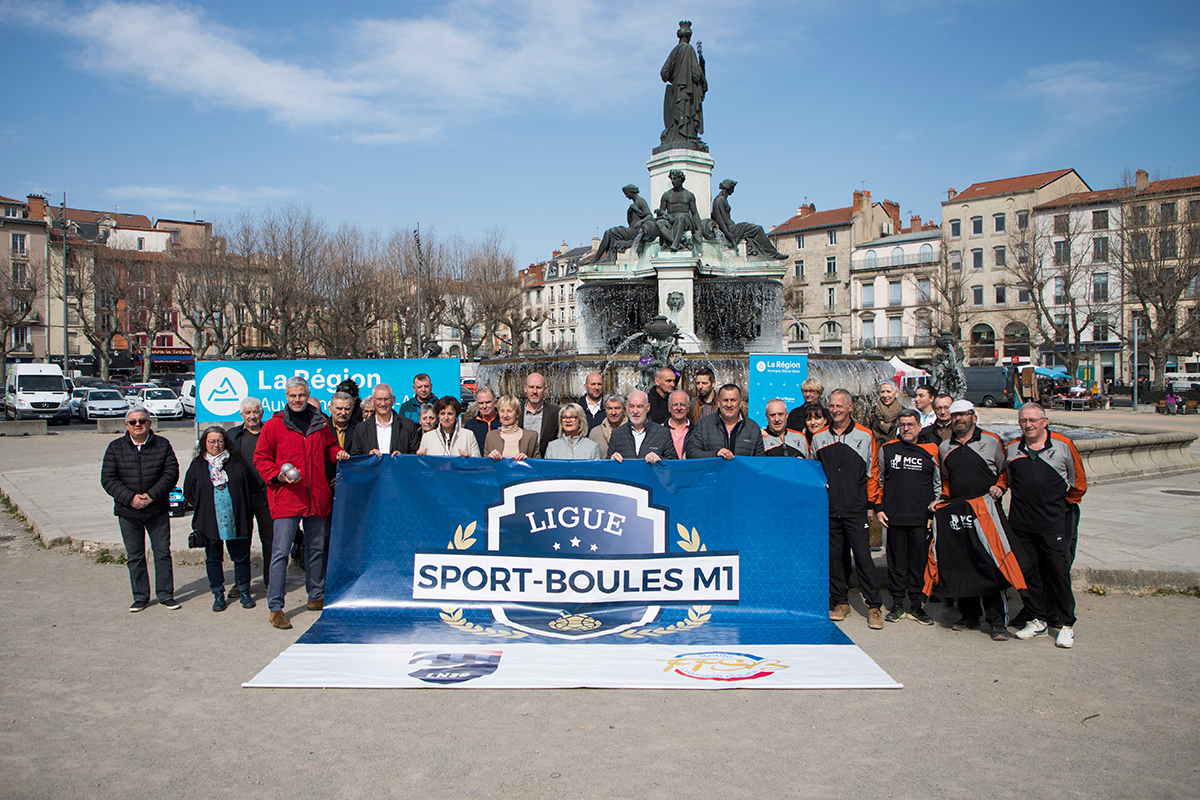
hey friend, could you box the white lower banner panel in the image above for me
[244,643,901,690]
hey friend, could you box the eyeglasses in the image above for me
[127,419,149,426]
[896,422,918,428]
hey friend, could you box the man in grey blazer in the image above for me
[349,384,421,456]
[517,372,560,458]
[608,390,678,463]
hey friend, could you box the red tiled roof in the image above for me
[59,207,153,228]
[1033,188,1132,211]
[770,205,854,235]
[948,169,1078,203]
[1143,175,1200,194]
[0,195,22,204]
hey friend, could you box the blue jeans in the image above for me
[205,537,252,593]
[118,514,174,604]
[268,516,329,612]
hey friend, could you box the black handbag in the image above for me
[187,530,204,549]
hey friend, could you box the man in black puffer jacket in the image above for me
[101,408,180,612]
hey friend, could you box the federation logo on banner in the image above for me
[413,479,740,640]
[661,651,790,682]
[408,651,502,684]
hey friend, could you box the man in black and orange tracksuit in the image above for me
[936,399,1021,640]
[1007,402,1087,649]
[877,408,941,625]
[812,388,884,630]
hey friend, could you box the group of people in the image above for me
[100,367,1085,647]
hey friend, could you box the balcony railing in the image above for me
[858,337,909,349]
[854,252,939,271]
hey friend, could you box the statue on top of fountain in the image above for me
[588,185,660,264]
[656,20,707,155]
[656,169,704,254]
[710,179,789,260]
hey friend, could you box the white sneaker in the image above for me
[1015,619,1048,640]
[1056,626,1074,648]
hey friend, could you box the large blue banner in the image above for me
[195,358,459,420]
[246,456,900,689]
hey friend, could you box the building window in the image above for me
[888,316,902,339]
[995,284,1007,304]
[826,286,836,310]
[1132,205,1149,226]
[10,233,25,254]
[1093,272,1109,302]
[950,250,962,271]
[1018,286,1031,303]
[972,285,984,306]
[12,326,30,349]
[136,237,145,250]
[889,280,902,306]
[994,246,1006,267]
[919,243,934,262]
[864,250,877,269]
[1190,229,1200,258]
[826,256,837,277]
[821,321,841,341]
[917,277,932,303]
[861,317,875,343]
[794,259,804,279]
[1132,232,1150,259]
[1093,210,1109,230]
[1093,237,1109,262]
[971,216,983,236]
[891,246,904,265]
[1161,202,1176,222]
[1160,230,1178,259]
[1189,200,1200,222]
[1054,240,1071,266]
[169,229,180,244]
[994,213,1006,232]
[828,230,837,246]
[796,234,804,249]
[1054,277,1066,305]
[155,335,172,347]
[861,283,874,307]
[972,248,983,270]
[1093,314,1110,342]
[1053,214,1069,235]
[950,219,961,238]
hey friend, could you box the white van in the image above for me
[180,379,195,417]
[4,364,72,424]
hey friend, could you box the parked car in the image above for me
[69,388,91,419]
[131,387,185,419]
[963,366,1014,408]
[179,379,196,417]
[79,389,131,423]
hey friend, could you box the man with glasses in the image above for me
[877,408,941,625]
[918,392,954,445]
[350,383,420,457]
[1006,402,1087,648]
[609,390,676,463]
[665,389,694,459]
[101,409,181,612]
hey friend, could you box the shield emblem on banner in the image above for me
[487,479,667,639]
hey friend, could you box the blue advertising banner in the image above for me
[748,354,808,428]
[246,456,899,689]
[194,358,460,420]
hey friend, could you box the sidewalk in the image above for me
[1,418,1198,588]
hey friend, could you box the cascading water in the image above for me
[693,278,783,353]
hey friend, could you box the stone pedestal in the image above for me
[647,149,715,218]
[652,255,699,352]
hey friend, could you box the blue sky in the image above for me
[2,0,1198,267]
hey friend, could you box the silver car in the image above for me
[79,389,130,423]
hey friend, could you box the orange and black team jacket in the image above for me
[938,427,1009,501]
[811,422,881,517]
[1004,431,1087,534]
[876,438,941,527]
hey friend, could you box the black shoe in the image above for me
[885,605,905,623]
[239,588,256,609]
[129,600,148,613]
[910,605,935,626]
[212,592,227,612]
[160,599,181,610]
[991,627,1011,641]
[227,584,240,600]
[952,617,980,631]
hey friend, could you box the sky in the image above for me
[2,0,1199,268]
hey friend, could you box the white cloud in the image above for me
[5,0,747,142]
[105,183,296,211]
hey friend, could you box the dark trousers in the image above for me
[205,537,252,593]
[118,514,174,604]
[250,494,273,587]
[1065,504,1081,565]
[957,592,1007,628]
[1011,526,1076,627]
[886,524,929,607]
[268,515,329,612]
[829,514,882,608]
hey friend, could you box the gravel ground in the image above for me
[0,504,1197,800]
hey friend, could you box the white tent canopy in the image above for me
[887,355,928,378]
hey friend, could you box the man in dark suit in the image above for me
[579,372,606,431]
[350,383,421,456]
[518,372,560,458]
[608,390,677,463]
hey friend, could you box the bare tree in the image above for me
[173,234,241,359]
[0,246,45,387]
[1112,174,1200,388]
[920,233,976,341]
[118,252,180,381]
[52,238,128,380]
[1005,204,1118,376]
[379,226,448,358]
[311,224,387,358]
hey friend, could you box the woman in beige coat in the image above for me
[484,395,539,461]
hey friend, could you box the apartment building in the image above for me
[1,195,49,367]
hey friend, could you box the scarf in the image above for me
[205,450,230,489]
[874,400,902,436]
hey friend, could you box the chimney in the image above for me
[591,236,600,252]
[1135,169,1149,192]
[910,214,922,232]
[881,200,900,229]
[26,194,46,221]
[947,188,957,201]
[797,203,815,218]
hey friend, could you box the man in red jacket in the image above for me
[254,376,348,629]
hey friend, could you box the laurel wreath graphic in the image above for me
[437,521,529,639]
[618,524,713,639]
